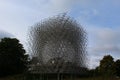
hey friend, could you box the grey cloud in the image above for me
[94,28,120,45]
[88,27,120,46]
[0,30,14,38]
[93,45,120,53]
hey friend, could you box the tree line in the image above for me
[0,38,29,77]
[0,37,119,78]
[89,55,120,77]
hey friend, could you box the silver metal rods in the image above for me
[28,14,87,74]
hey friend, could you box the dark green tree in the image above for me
[114,59,120,77]
[0,38,28,76]
[99,55,114,76]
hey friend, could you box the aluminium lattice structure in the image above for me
[28,14,87,74]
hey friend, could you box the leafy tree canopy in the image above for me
[99,55,114,76]
[114,59,120,77]
[0,38,29,77]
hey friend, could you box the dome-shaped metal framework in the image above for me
[28,14,87,74]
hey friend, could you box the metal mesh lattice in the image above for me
[28,14,87,73]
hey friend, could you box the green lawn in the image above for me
[75,77,120,80]
[0,75,120,80]
[0,74,24,80]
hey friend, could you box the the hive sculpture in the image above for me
[28,14,87,74]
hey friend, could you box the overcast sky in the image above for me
[0,0,120,69]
